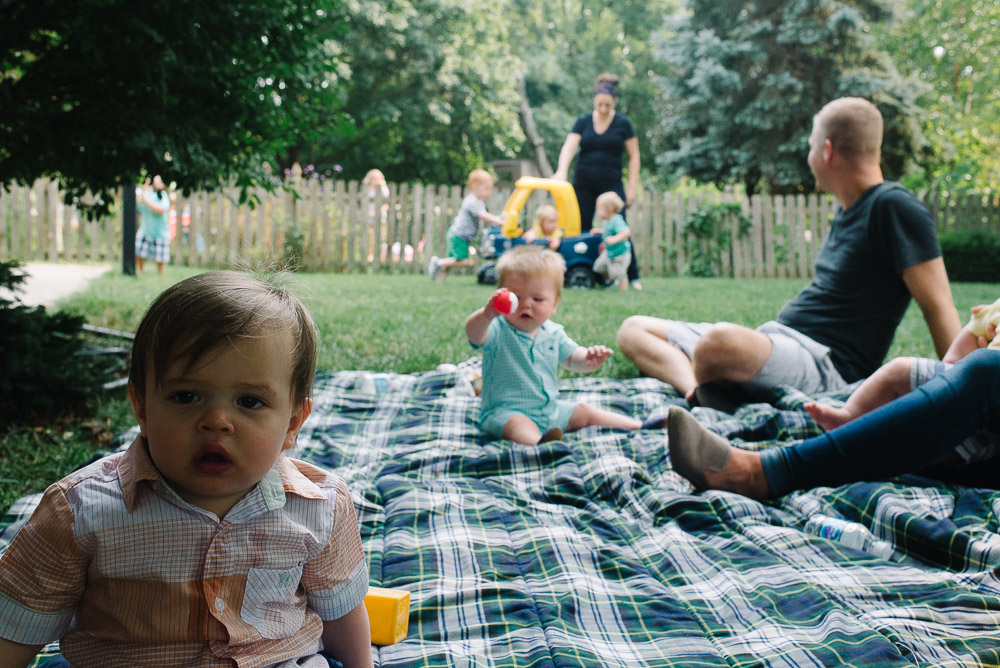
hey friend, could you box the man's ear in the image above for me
[283,398,313,451]
[128,384,147,437]
[823,138,835,164]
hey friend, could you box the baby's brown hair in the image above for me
[128,271,318,408]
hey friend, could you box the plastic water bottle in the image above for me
[803,515,894,560]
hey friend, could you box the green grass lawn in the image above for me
[2,267,996,515]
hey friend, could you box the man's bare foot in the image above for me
[803,401,854,431]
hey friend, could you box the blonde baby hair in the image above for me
[496,245,566,298]
[596,191,625,215]
[467,169,494,188]
[533,204,559,228]
[362,168,386,186]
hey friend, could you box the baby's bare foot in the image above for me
[804,401,852,431]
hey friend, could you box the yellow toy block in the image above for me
[365,587,410,646]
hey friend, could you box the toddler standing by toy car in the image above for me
[430,169,504,283]
[591,191,632,290]
[465,245,664,445]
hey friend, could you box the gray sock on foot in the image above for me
[667,405,732,489]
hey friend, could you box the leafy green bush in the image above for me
[0,261,116,427]
[939,229,1000,283]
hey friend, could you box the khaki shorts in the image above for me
[664,320,849,395]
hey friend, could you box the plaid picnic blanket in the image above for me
[4,361,1000,666]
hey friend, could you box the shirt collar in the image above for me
[118,436,327,513]
[118,435,165,512]
[498,316,553,340]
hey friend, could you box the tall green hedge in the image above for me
[939,229,1000,283]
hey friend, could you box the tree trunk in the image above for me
[516,73,553,177]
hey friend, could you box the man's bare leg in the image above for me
[617,316,698,395]
[690,323,773,387]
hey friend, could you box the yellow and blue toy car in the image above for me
[477,177,603,288]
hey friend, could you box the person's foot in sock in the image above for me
[667,406,771,498]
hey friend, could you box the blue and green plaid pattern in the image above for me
[4,363,1000,666]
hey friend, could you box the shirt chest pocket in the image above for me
[535,340,560,376]
[241,565,306,639]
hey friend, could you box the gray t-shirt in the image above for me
[778,182,941,383]
[450,194,487,242]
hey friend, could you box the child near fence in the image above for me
[429,169,503,284]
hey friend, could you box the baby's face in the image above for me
[597,203,614,219]
[541,216,559,234]
[471,180,493,200]
[500,270,560,335]
[130,331,310,517]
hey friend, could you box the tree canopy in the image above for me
[299,0,524,185]
[1,0,996,202]
[0,0,348,216]
[876,1,1000,194]
[653,0,926,195]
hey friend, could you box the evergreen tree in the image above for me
[653,0,925,195]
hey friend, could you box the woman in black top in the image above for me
[554,73,642,288]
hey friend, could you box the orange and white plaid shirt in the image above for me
[0,437,368,667]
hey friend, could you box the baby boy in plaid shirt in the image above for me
[0,271,372,667]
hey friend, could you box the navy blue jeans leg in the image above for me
[761,349,1000,495]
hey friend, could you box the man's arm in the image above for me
[902,257,961,359]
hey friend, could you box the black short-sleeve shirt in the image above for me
[570,113,635,186]
[778,182,942,382]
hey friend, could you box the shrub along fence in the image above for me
[1,178,998,279]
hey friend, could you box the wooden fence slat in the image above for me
[650,189,664,276]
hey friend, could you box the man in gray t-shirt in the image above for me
[617,97,960,402]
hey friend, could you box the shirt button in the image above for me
[214,597,225,612]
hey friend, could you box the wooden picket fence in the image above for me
[1,178,998,279]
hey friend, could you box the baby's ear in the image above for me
[283,398,313,450]
[128,384,147,436]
